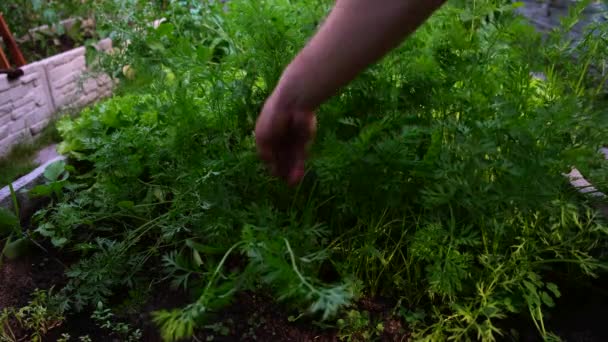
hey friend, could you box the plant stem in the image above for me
[0,233,13,270]
[284,238,320,296]
[8,184,20,231]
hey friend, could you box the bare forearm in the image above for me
[273,0,445,111]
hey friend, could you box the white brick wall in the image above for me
[0,61,54,155]
[0,38,114,157]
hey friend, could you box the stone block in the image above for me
[9,117,27,134]
[19,61,43,79]
[46,61,84,85]
[96,74,112,87]
[11,101,36,121]
[0,125,8,140]
[34,91,46,106]
[19,70,40,85]
[0,76,10,92]
[60,83,78,97]
[62,46,86,62]
[0,115,11,127]
[57,79,77,93]
[49,57,86,80]
[37,70,54,113]
[54,73,79,90]
[0,89,12,107]
[12,93,35,109]
[78,92,99,107]
[29,119,50,135]
[73,55,86,69]
[24,107,47,124]
[0,130,31,154]
[102,88,113,98]
[55,95,78,110]
[0,102,12,117]
[82,78,98,94]
[5,85,32,104]
[42,46,86,68]
[49,64,81,83]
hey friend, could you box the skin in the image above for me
[255,0,446,185]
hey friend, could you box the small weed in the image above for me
[0,289,64,342]
[203,321,231,341]
[337,309,384,342]
[91,301,142,342]
[114,285,153,316]
[56,333,93,342]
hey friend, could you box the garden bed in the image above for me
[2,135,607,340]
[0,248,407,341]
[1,234,608,341]
[13,18,98,63]
[0,157,408,341]
[2,1,608,341]
[0,224,604,342]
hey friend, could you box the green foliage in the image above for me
[30,160,72,199]
[0,185,26,265]
[0,208,18,237]
[337,309,385,341]
[91,302,142,341]
[27,0,608,341]
[0,1,168,62]
[0,123,61,189]
[0,0,85,37]
[58,238,149,311]
[2,237,31,260]
[0,289,65,342]
[56,333,93,342]
[0,1,93,61]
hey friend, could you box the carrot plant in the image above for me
[27,0,608,341]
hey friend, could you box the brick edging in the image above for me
[0,38,114,156]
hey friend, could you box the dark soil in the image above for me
[1,224,607,342]
[0,244,65,310]
[0,258,32,309]
[185,292,409,342]
[550,279,608,342]
[498,274,608,342]
[3,242,608,341]
[0,241,408,341]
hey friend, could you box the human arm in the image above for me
[255,0,446,184]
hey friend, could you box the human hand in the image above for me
[255,94,317,185]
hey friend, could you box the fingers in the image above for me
[259,136,311,186]
[255,103,316,185]
[288,150,307,186]
[255,129,288,180]
[285,111,315,185]
[256,140,274,164]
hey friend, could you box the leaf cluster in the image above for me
[28,0,608,341]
